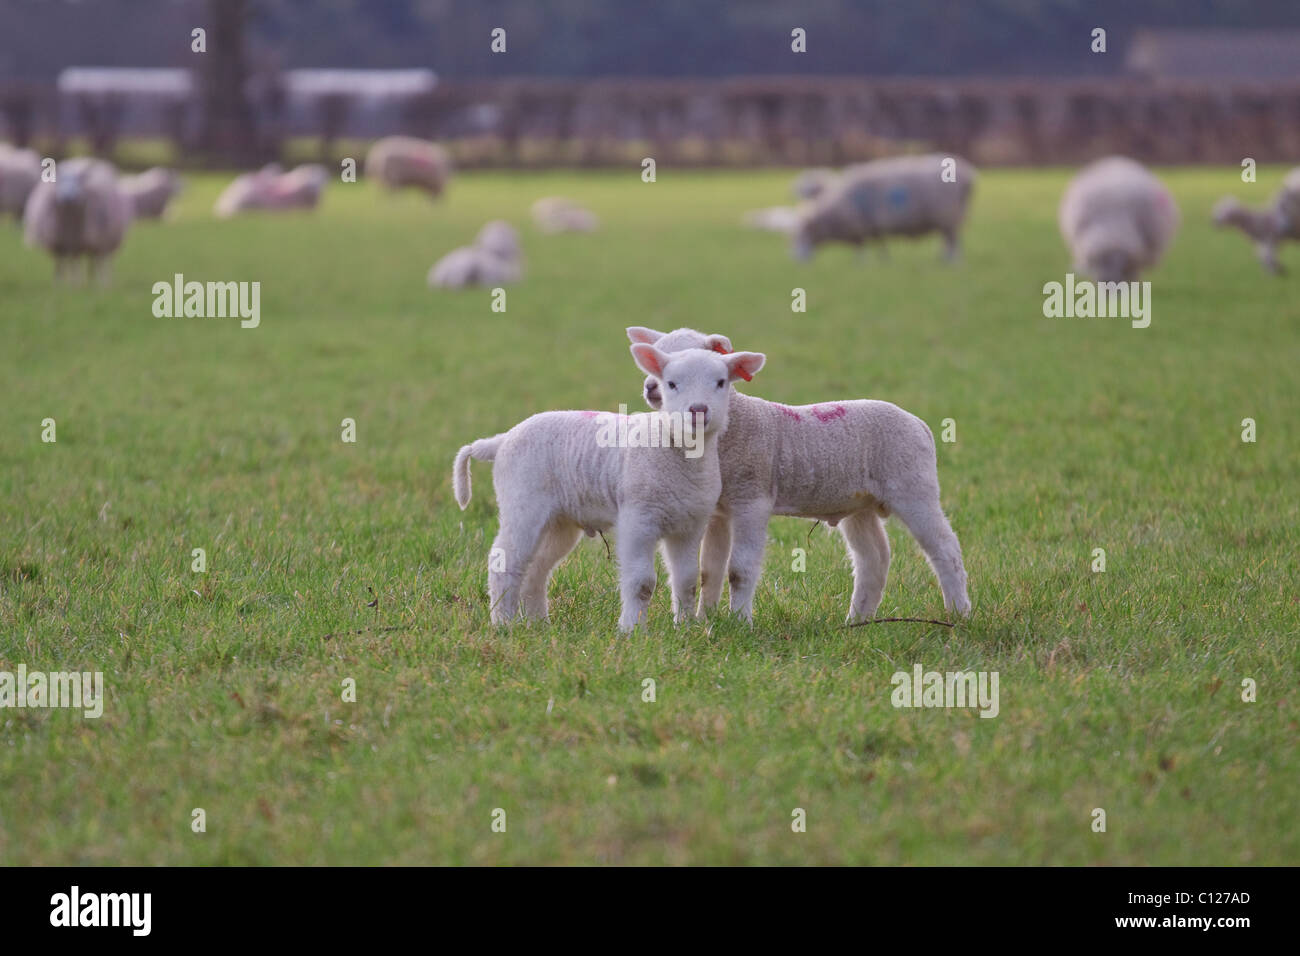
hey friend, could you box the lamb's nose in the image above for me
[689,403,709,426]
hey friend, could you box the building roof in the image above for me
[1126,30,1300,80]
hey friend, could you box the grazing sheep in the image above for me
[791,154,977,261]
[1058,156,1180,282]
[23,156,132,284]
[119,167,181,220]
[0,144,42,221]
[531,196,598,233]
[1212,167,1300,275]
[365,136,451,198]
[454,344,766,633]
[428,220,523,289]
[629,326,971,624]
[213,163,326,218]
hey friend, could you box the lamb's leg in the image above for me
[1256,241,1283,275]
[941,227,960,262]
[615,518,659,634]
[697,512,731,615]
[661,530,704,624]
[520,520,581,621]
[890,494,971,616]
[726,502,773,624]
[93,256,113,288]
[840,510,891,624]
[487,508,549,625]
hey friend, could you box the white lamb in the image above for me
[428,220,523,289]
[365,136,451,198]
[629,326,971,623]
[23,156,132,284]
[119,167,181,220]
[454,344,766,633]
[1058,156,1180,282]
[1211,167,1300,275]
[531,196,598,233]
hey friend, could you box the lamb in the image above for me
[0,144,42,221]
[628,326,971,624]
[454,344,766,633]
[531,196,598,233]
[365,136,451,198]
[119,167,181,220]
[1211,167,1300,275]
[791,154,977,261]
[1058,156,1180,282]
[23,156,132,284]
[428,220,523,289]
[213,163,326,218]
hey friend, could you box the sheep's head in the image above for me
[630,344,764,440]
[476,220,521,261]
[626,327,734,409]
[1211,196,1242,227]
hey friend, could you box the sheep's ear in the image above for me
[704,333,733,354]
[626,326,665,345]
[725,351,765,383]
[630,343,670,379]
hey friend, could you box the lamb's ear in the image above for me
[704,333,734,354]
[626,326,665,345]
[725,351,765,383]
[631,343,670,379]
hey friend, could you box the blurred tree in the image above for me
[198,0,257,163]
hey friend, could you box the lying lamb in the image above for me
[791,153,977,261]
[629,326,971,624]
[0,143,41,221]
[428,220,523,288]
[1058,156,1180,282]
[213,163,326,218]
[119,166,181,220]
[366,136,452,198]
[454,344,766,633]
[1212,167,1300,275]
[23,156,132,284]
[531,196,598,233]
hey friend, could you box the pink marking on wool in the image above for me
[579,410,600,418]
[811,404,847,423]
[776,404,802,422]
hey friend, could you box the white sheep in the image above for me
[428,220,523,289]
[213,163,326,218]
[1211,167,1300,275]
[0,144,42,221]
[23,156,132,284]
[365,136,451,198]
[1058,156,1180,282]
[531,196,598,233]
[629,326,971,624]
[454,344,766,633]
[119,167,181,220]
[791,154,977,261]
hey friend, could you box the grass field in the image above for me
[1,166,1296,865]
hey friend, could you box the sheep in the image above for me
[213,163,326,218]
[365,136,451,198]
[1211,167,1300,275]
[791,154,977,261]
[628,326,971,624]
[1058,156,1180,282]
[119,167,181,220]
[23,156,132,284]
[0,144,42,221]
[454,344,766,633]
[428,220,523,289]
[531,196,598,233]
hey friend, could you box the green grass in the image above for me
[1,166,1296,865]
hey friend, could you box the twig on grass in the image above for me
[845,617,955,628]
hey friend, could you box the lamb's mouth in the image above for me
[644,379,662,408]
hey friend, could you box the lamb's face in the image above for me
[627,327,734,409]
[630,344,765,441]
[1086,248,1137,283]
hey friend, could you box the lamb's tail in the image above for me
[453,434,505,509]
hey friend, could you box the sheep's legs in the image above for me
[726,503,773,624]
[92,256,113,288]
[890,496,971,616]
[840,510,891,623]
[487,510,549,625]
[696,512,731,615]
[519,520,581,621]
[615,519,659,634]
[661,530,704,624]
[941,228,960,262]
[1256,241,1283,275]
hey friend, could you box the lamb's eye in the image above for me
[716,379,725,388]
[666,381,677,390]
